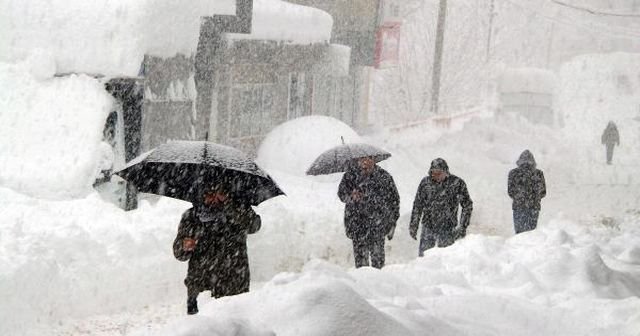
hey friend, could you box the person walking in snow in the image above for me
[601,121,620,165]
[508,150,546,234]
[173,184,261,315]
[409,158,473,256]
[338,157,400,269]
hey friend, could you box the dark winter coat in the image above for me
[338,165,400,241]
[508,150,546,210]
[601,122,620,146]
[409,158,473,235]
[173,202,261,298]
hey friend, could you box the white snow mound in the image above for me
[256,116,362,176]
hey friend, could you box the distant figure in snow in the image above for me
[173,184,261,315]
[508,150,546,234]
[601,121,620,165]
[338,157,400,269]
[409,158,473,256]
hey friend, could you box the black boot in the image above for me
[187,297,198,315]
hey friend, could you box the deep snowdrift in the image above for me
[0,61,113,198]
[2,112,640,335]
[136,217,640,336]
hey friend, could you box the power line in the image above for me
[551,0,640,18]
[500,0,640,39]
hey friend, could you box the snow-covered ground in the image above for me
[2,104,640,335]
[1,0,640,332]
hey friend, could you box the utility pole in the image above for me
[486,0,495,62]
[545,10,558,68]
[431,0,447,114]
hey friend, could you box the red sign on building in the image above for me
[374,22,401,69]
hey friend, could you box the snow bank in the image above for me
[256,116,362,177]
[0,61,113,198]
[141,217,640,336]
[145,272,413,336]
[0,187,192,336]
[1,0,145,76]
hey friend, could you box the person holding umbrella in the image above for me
[116,141,284,315]
[409,158,473,256]
[337,156,400,269]
[173,183,261,315]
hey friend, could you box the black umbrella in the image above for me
[116,141,284,205]
[306,143,391,175]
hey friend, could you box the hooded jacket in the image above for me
[409,158,473,235]
[508,150,546,210]
[601,122,620,146]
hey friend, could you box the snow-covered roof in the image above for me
[0,0,331,77]
[226,0,333,44]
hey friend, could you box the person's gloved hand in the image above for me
[387,230,394,240]
[454,227,467,239]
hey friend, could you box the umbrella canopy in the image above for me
[306,143,391,176]
[116,141,284,205]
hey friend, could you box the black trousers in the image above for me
[606,144,615,164]
[352,236,385,269]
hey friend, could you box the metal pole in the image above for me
[486,0,495,62]
[431,0,448,114]
[546,12,557,68]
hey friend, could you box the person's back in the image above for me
[601,121,620,164]
[508,150,546,233]
[601,122,620,145]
